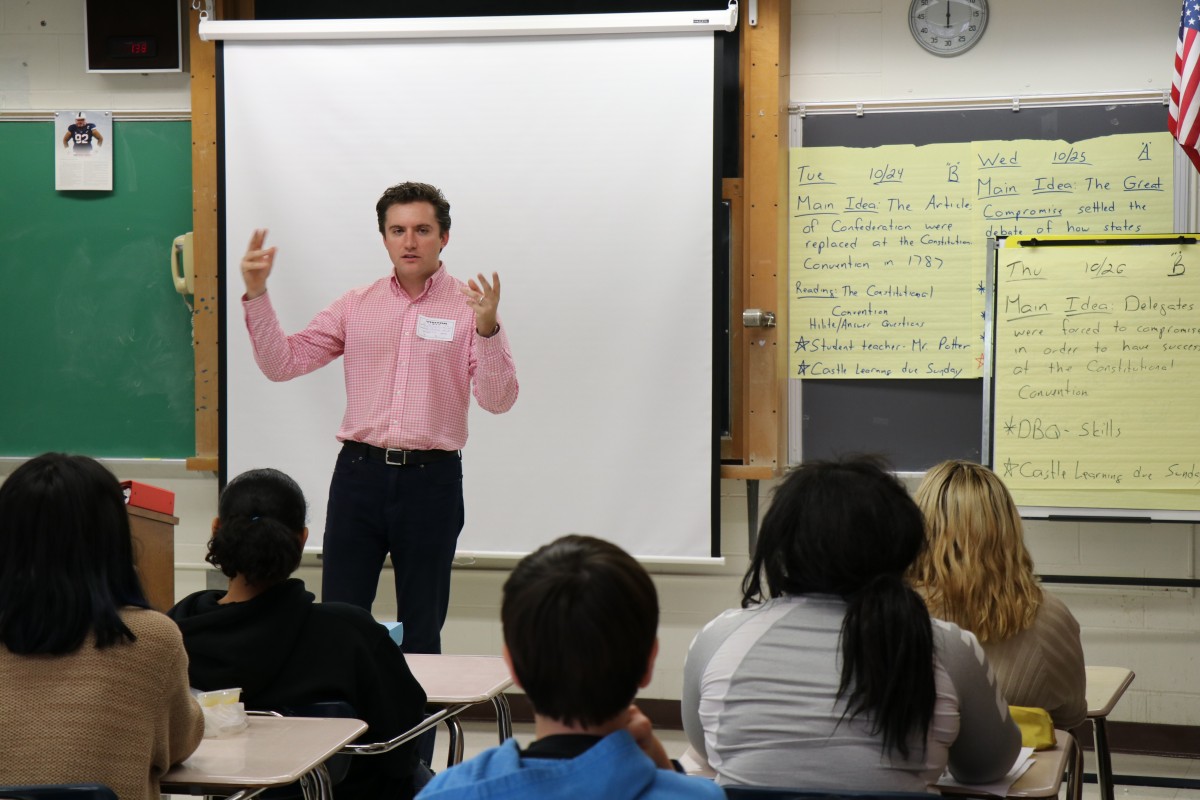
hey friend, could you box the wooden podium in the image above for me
[127,505,177,612]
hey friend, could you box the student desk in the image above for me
[160,716,366,800]
[938,730,1081,800]
[1085,666,1135,800]
[405,654,514,767]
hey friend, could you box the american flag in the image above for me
[1171,0,1200,171]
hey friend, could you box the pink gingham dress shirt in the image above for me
[243,266,518,451]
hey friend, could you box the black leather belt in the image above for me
[342,440,461,466]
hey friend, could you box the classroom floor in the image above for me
[432,721,1200,800]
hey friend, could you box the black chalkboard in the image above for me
[0,120,195,458]
[800,378,984,470]
[796,102,1171,471]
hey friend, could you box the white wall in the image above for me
[791,0,1177,103]
[0,0,188,111]
[4,0,1196,726]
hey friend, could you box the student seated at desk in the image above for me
[912,460,1087,729]
[682,457,1021,792]
[0,453,204,800]
[418,535,723,800]
[168,468,428,800]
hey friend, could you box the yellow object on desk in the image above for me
[1009,706,1056,751]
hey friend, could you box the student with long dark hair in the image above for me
[168,468,428,800]
[0,453,204,800]
[682,457,1020,791]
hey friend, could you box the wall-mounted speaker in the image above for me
[85,0,183,73]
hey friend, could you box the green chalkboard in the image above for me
[0,120,195,458]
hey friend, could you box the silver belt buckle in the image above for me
[384,449,408,466]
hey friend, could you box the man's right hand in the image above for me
[241,228,277,299]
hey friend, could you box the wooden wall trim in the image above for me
[736,0,790,473]
[186,2,218,472]
[188,1,251,473]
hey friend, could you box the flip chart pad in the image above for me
[792,102,1177,471]
[992,237,1200,517]
[788,133,1175,381]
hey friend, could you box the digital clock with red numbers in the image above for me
[106,37,159,59]
[85,0,181,73]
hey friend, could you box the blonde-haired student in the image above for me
[912,459,1086,729]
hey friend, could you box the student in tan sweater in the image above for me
[0,453,204,800]
[912,460,1087,729]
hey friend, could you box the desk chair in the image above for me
[1066,730,1084,800]
[1027,729,1084,800]
[264,702,358,800]
[937,729,1082,800]
[0,786,116,800]
[724,788,933,800]
[262,701,451,800]
[1084,666,1135,800]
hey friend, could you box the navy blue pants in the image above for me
[323,445,463,768]
[321,444,464,655]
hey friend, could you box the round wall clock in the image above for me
[908,0,989,57]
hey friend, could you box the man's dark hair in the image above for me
[376,181,451,235]
[207,468,306,587]
[0,453,148,654]
[502,535,658,728]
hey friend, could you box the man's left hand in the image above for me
[461,271,502,336]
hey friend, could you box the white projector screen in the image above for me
[219,27,718,559]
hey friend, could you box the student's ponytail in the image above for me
[207,513,302,586]
[207,468,307,587]
[839,572,934,760]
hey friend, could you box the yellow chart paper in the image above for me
[789,132,1174,379]
[993,239,1200,511]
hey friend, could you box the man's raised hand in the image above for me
[241,228,277,299]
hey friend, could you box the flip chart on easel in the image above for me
[991,236,1200,518]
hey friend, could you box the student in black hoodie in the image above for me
[168,468,428,800]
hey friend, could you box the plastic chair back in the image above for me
[724,788,938,800]
[0,786,117,800]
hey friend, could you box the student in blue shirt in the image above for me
[418,535,723,800]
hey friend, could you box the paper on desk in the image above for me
[936,747,1034,796]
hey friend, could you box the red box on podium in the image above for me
[121,480,175,516]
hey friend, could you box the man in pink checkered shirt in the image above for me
[239,182,518,661]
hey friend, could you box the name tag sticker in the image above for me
[416,315,456,342]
